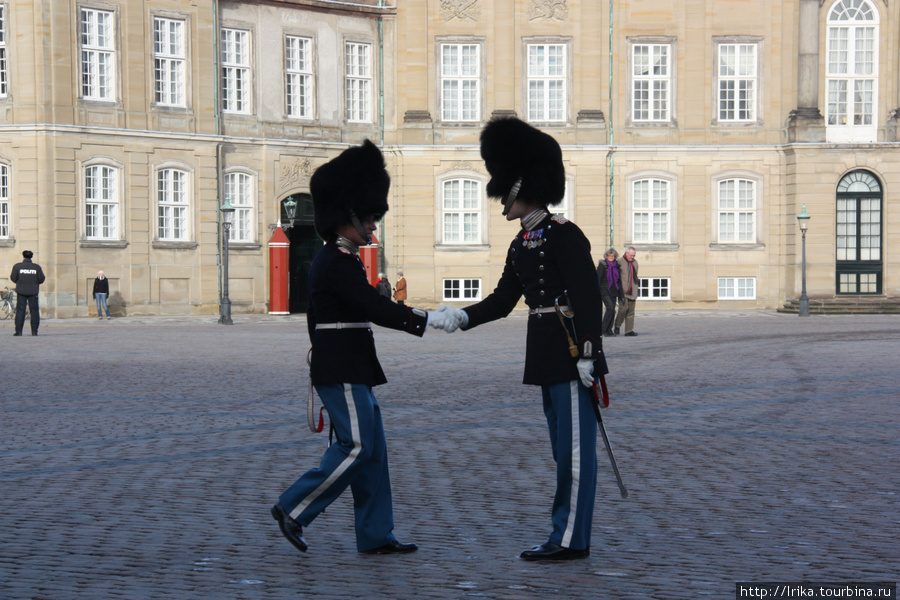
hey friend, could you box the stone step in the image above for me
[778,297,900,314]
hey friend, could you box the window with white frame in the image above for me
[285,35,313,119]
[442,178,482,244]
[551,180,572,220]
[153,17,186,107]
[224,172,253,242]
[638,277,670,300]
[345,42,371,123]
[0,6,8,98]
[718,43,757,122]
[718,277,756,299]
[632,178,670,243]
[81,7,116,101]
[0,164,9,238]
[632,43,670,122]
[440,43,480,122]
[157,168,189,241]
[443,278,481,301]
[527,43,566,122]
[826,0,878,142]
[221,28,250,114]
[717,178,757,243]
[85,165,119,240]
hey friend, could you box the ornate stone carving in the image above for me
[279,158,314,192]
[441,0,480,22]
[528,0,568,21]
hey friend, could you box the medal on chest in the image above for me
[522,228,545,249]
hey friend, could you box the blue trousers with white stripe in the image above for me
[541,381,598,550]
[278,383,397,552]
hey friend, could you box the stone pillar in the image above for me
[788,0,826,142]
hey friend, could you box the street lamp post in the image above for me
[219,197,235,325]
[797,204,811,317]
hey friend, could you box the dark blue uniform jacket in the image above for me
[307,240,427,386]
[462,214,607,386]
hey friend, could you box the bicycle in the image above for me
[1,287,14,320]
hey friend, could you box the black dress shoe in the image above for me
[13,332,22,336]
[362,540,418,554]
[624,331,638,337]
[32,331,38,336]
[270,504,307,553]
[614,327,620,335]
[520,542,590,561]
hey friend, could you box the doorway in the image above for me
[835,170,882,294]
[280,194,321,313]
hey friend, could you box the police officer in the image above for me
[438,118,607,561]
[9,250,46,336]
[270,140,453,556]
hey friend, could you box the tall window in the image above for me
[221,28,250,114]
[826,0,878,142]
[718,43,757,122]
[224,172,253,242]
[441,43,480,122]
[527,43,566,122]
[85,165,118,240]
[632,178,670,243]
[157,169,189,241]
[345,42,371,123]
[717,178,757,243]
[442,178,481,244]
[0,6,8,98]
[632,43,670,122]
[285,35,313,119]
[154,17,186,107]
[0,164,9,238]
[81,8,116,101]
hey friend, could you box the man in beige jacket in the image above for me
[614,247,639,336]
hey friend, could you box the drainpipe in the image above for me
[607,0,615,247]
[213,1,224,304]
[377,0,387,276]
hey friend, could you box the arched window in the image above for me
[156,168,190,241]
[441,177,483,244]
[836,170,882,294]
[0,163,9,239]
[224,171,254,242]
[84,163,120,240]
[630,177,672,244]
[826,0,879,143]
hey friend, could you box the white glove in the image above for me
[427,307,452,332]
[428,305,468,333]
[576,358,594,388]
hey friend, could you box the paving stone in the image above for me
[1,311,898,599]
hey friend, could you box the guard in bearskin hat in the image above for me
[435,118,608,560]
[270,140,455,556]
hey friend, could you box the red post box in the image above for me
[268,226,290,314]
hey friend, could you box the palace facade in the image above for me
[1,0,897,317]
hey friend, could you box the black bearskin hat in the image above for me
[310,140,390,239]
[480,118,565,207]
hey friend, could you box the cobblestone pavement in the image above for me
[1,310,898,600]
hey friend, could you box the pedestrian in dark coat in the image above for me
[597,248,624,336]
[9,250,45,336]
